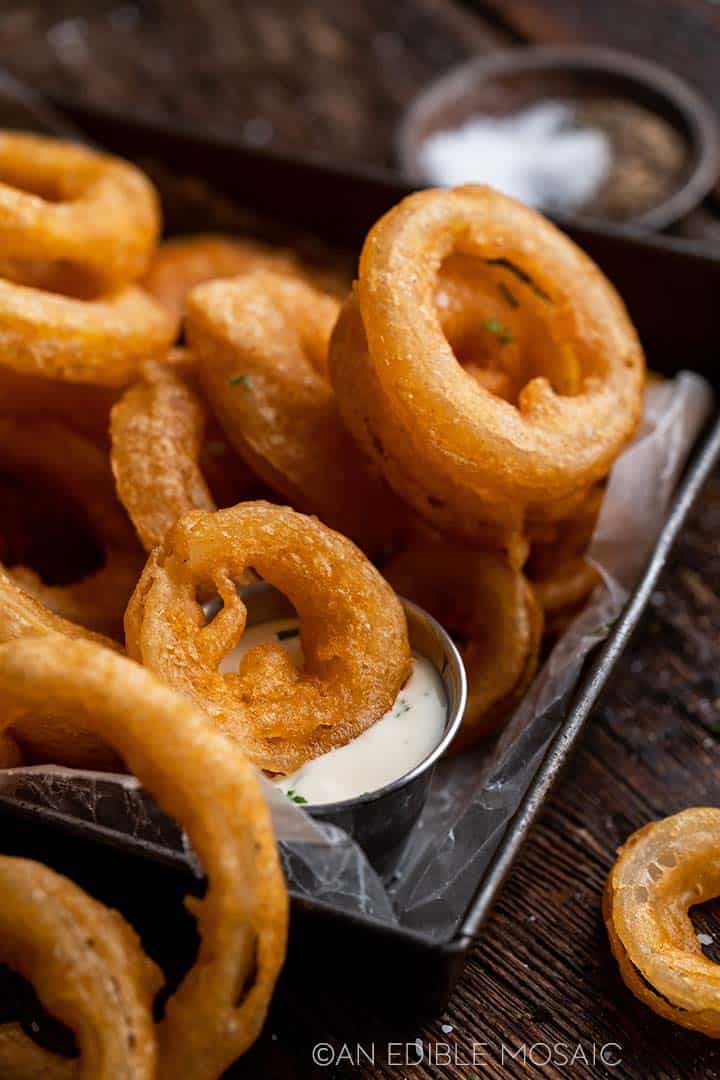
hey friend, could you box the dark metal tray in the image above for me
[2,89,720,1017]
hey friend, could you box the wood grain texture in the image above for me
[0,0,505,167]
[1,2,720,1077]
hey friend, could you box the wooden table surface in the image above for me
[1,2,720,1077]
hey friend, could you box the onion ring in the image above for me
[125,501,412,774]
[0,280,175,386]
[110,351,258,550]
[142,233,313,327]
[386,543,542,746]
[0,132,160,290]
[0,564,122,768]
[437,253,583,403]
[604,808,720,1036]
[0,855,161,1079]
[0,416,143,639]
[185,270,404,554]
[329,185,645,546]
[111,356,215,551]
[528,485,604,623]
[0,636,288,1078]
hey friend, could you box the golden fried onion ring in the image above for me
[0,415,142,639]
[126,501,412,774]
[0,132,160,290]
[0,636,288,1079]
[528,485,603,623]
[186,270,403,554]
[0,280,175,386]
[141,232,311,326]
[111,357,216,551]
[0,564,121,768]
[604,808,720,1036]
[0,855,161,1079]
[385,543,542,747]
[329,185,645,545]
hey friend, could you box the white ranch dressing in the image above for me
[218,617,447,805]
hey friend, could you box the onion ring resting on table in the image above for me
[0,856,161,1079]
[126,501,412,774]
[0,637,288,1080]
[385,544,542,747]
[329,185,645,547]
[604,808,720,1036]
[0,415,142,639]
[0,132,160,290]
[110,352,257,550]
[185,270,404,554]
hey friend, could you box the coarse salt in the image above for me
[418,101,612,214]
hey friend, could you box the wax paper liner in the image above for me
[0,372,711,940]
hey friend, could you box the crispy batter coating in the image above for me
[0,855,161,1078]
[329,186,645,547]
[111,357,216,550]
[385,543,542,747]
[0,280,175,386]
[185,270,404,554]
[141,233,311,327]
[126,501,412,773]
[0,637,288,1079]
[604,808,720,1036]
[0,132,160,290]
[110,351,258,551]
[0,564,121,767]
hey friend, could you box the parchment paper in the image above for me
[0,372,711,940]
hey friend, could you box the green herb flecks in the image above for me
[395,696,411,717]
[277,627,299,641]
[229,373,252,389]
[483,318,513,345]
[286,789,308,805]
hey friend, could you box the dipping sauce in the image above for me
[219,618,447,805]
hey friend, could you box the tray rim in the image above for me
[2,96,720,966]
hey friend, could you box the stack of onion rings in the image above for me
[185,269,404,554]
[604,808,720,1036]
[527,485,604,632]
[0,132,160,289]
[126,501,411,774]
[329,185,645,548]
[0,636,288,1079]
[0,134,174,386]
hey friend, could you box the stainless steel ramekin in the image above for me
[239,582,467,879]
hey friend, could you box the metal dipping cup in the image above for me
[239,582,467,880]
